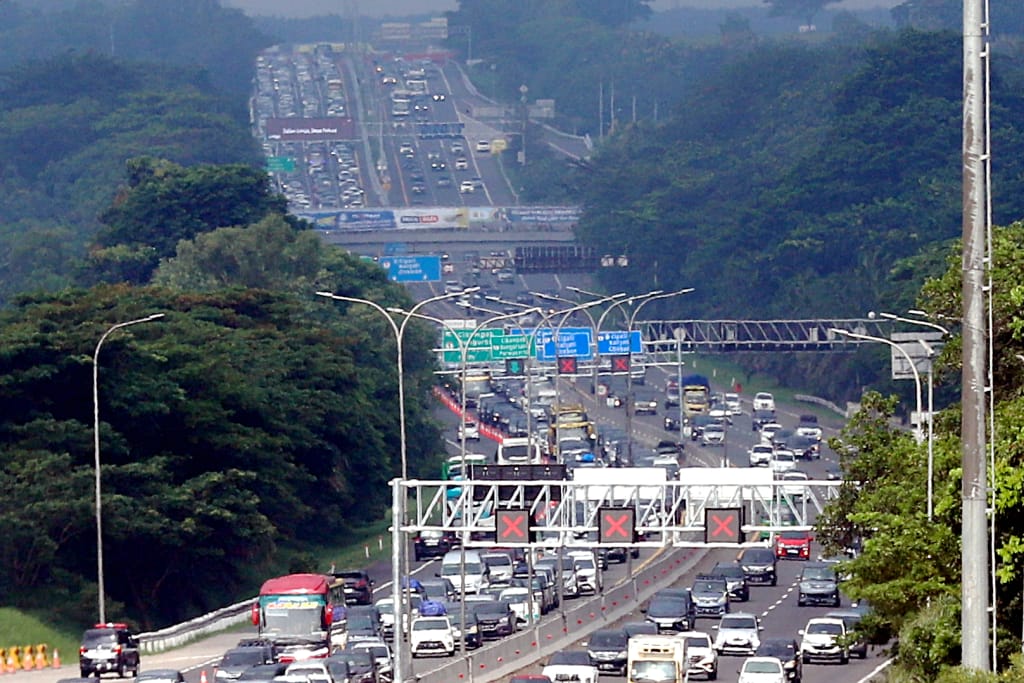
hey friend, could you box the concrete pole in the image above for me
[961,0,990,669]
[390,479,404,682]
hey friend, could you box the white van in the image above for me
[440,550,490,595]
[497,436,543,465]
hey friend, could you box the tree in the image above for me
[763,0,839,28]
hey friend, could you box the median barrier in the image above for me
[137,599,251,654]
[415,543,708,683]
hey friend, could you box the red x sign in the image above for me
[611,355,630,372]
[496,509,529,541]
[557,357,578,374]
[599,507,635,543]
[704,507,743,543]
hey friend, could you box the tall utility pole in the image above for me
[961,0,991,671]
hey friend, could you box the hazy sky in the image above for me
[224,0,901,19]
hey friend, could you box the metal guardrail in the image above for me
[138,598,252,654]
[794,394,849,418]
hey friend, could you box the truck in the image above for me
[681,374,711,416]
[627,634,688,683]
[252,573,334,662]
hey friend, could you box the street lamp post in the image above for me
[879,311,952,521]
[316,288,475,683]
[831,326,923,443]
[94,313,165,623]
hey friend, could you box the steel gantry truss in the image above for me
[404,479,844,549]
[636,318,893,353]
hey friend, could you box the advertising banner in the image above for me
[265,117,356,141]
[393,207,469,230]
[504,206,581,223]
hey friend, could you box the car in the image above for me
[436,175,453,188]
[748,444,774,467]
[631,390,660,415]
[752,392,776,411]
[137,671,185,683]
[755,638,802,682]
[738,657,786,683]
[681,631,718,680]
[712,612,761,656]
[475,140,491,153]
[774,529,813,560]
[283,661,332,683]
[454,156,469,170]
[475,598,517,638]
[708,402,732,424]
[796,414,823,441]
[328,650,377,683]
[824,609,869,659]
[410,616,455,657]
[347,604,384,643]
[770,449,797,475]
[79,623,141,678]
[496,269,515,283]
[738,547,778,586]
[691,575,730,618]
[215,646,275,681]
[644,594,696,633]
[798,617,849,664]
[430,160,447,171]
[348,640,393,679]
[458,419,480,441]
[432,93,447,101]
[787,434,821,460]
[419,577,458,602]
[760,422,784,444]
[411,182,426,194]
[586,628,629,676]
[781,470,810,498]
[621,621,659,639]
[751,409,776,431]
[481,552,514,584]
[543,651,599,683]
[414,529,456,561]
[797,563,840,607]
[236,663,288,681]
[709,562,750,602]
[459,180,475,193]
[398,142,414,154]
[334,569,374,604]
[445,604,483,648]
[724,392,742,415]
[701,423,726,447]
[568,551,602,594]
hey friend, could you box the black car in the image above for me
[334,569,374,605]
[475,599,517,638]
[346,605,383,642]
[237,664,288,682]
[329,650,378,683]
[414,529,456,561]
[137,671,185,683]
[446,604,483,648]
[79,623,141,678]
[215,646,274,680]
[688,415,716,442]
[738,546,778,586]
[709,562,750,601]
[798,563,841,607]
[756,638,802,682]
[622,621,659,639]
[644,594,696,633]
[787,434,821,460]
[751,409,776,431]
[826,609,869,658]
[587,628,629,676]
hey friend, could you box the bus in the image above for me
[252,573,334,662]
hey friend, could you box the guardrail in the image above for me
[138,599,252,654]
[794,394,849,418]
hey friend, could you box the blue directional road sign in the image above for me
[378,255,441,282]
[531,327,594,362]
[597,330,642,355]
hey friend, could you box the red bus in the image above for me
[252,573,334,661]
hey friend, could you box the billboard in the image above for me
[504,206,581,223]
[394,207,469,230]
[265,117,356,141]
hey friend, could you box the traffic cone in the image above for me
[200,670,209,683]
[5,647,16,673]
[34,645,46,669]
[52,649,61,669]
[21,645,33,671]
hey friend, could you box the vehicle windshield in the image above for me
[742,549,774,563]
[780,530,808,539]
[630,660,678,682]
[774,452,795,462]
[744,661,783,674]
[485,555,512,567]
[221,650,265,667]
[589,631,627,648]
[82,631,117,646]
[647,599,686,617]
[262,605,324,639]
[681,635,711,649]
[347,614,377,631]
[808,622,843,635]
[693,580,724,593]
[413,619,448,631]
[720,616,757,630]
[802,567,836,580]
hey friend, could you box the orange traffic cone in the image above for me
[21,646,33,671]
[200,670,209,683]
[52,649,61,669]
[34,645,46,669]
[5,647,16,673]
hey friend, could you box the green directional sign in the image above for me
[441,329,530,363]
[267,156,296,173]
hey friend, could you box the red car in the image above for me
[774,529,813,560]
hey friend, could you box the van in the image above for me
[497,436,542,465]
[440,550,490,595]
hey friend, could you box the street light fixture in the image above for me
[831,326,923,443]
[94,313,165,623]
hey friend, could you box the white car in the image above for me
[725,392,742,415]
[282,661,332,683]
[681,631,718,680]
[738,657,787,683]
[459,180,475,193]
[457,419,480,441]
[701,423,726,447]
[481,552,514,584]
[475,139,491,153]
[543,651,599,683]
[770,449,797,475]
[799,617,849,664]
[713,613,762,656]
[410,616,455,657]
[781,470,810,497]
[568,551,602,594]
[709,403,732,424]
[748,444,774,467]
[499,586,532,623]
[753,392,776,412]
[760,422,784,445]
[796,414,823,441]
